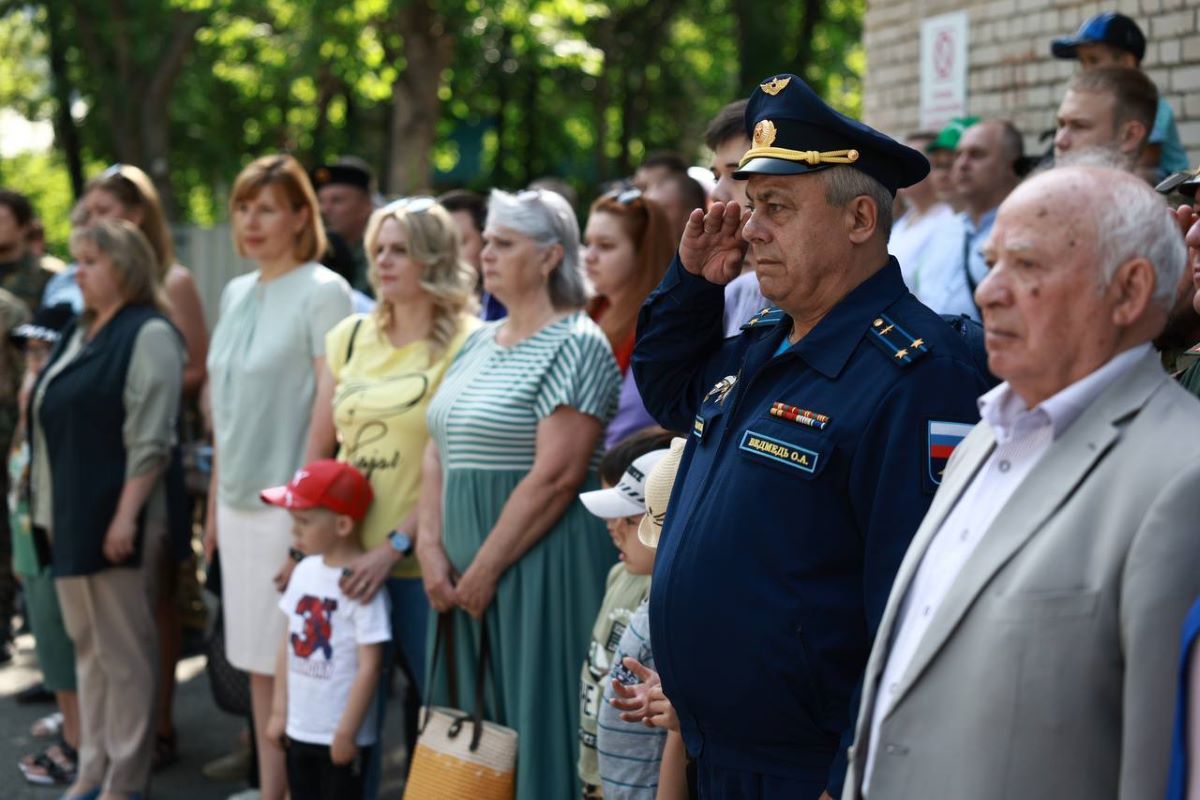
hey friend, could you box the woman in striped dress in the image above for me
[419,188,621,799]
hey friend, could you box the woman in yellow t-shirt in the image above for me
[320,196,479,786]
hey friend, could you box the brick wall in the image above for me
[863,0,1200,166]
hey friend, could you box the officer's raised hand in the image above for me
[679,201,748,285]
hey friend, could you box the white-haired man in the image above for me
[844,164,1200,800]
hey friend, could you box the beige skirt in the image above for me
[217,503,293,675]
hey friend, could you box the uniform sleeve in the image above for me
[354,590,392,646]
[122,320,184,478]
[632,256,745,433]
[306,274,353,358]
[534,329,622,422]
[827,354,986,796]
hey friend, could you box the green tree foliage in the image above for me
[2,0,864,235]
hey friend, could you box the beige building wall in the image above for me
[863,0,1200,166]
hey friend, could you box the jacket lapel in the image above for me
[889,352,1167,708]
[861,424,994,702]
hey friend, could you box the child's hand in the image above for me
[266,710,287,747]
[330,729,358,766]
[609,657,661,724]
[644,683,678,731]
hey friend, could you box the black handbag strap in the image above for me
[420,611,498,753]
[344,316,364,365]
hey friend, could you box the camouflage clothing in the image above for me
[0,251,54,314]
[0,286,29,640]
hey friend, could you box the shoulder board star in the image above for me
[741,306,788,330]
[866,313,932,368]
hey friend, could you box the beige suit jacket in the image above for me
[843,352,1200,800]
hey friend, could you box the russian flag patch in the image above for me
[927,420,973,485]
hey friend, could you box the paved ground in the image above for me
[0,633,410,799]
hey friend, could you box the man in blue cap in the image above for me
[632,74,992,798]
[1050,11,1188,180]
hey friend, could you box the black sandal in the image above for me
[18,741,77,786]
[152,730,179,772]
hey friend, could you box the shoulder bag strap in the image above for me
[344,316,365,365]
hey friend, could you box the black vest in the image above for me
[35,304,182,577]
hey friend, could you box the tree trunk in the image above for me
[44,0,84,199]
[386,0,454,195]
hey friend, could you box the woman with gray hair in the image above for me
[33,218,184,800]
[418,188,621,799]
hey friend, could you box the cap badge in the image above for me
[314,167,331,185]
[753,119,778,149]
[760,76,791,96]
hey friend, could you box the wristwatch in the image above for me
[388,530,414,558]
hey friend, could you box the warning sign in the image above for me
[920,11,969,130]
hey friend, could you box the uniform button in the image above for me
[885,744,897,754]
[885,743,909,755]
[922,605,931,617]
[888,682,898,694]
[960,528,969,542]
[998,459,1011,473]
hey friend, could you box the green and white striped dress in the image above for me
[425,311,621,800]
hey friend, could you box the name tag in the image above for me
[739,429,818,474]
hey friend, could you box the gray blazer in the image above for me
[843,352,1200,800]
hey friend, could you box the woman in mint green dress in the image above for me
[420,188,621,799]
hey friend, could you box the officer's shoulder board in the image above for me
[741,306,787,331]
[865,313,931,368]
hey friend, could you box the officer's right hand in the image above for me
[679,201,748,285]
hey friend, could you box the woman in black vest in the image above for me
[31,218,184,800]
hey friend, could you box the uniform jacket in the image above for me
[633,256,990,793]
[843,351,1200,800]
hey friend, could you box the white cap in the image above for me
[580,449,669,519]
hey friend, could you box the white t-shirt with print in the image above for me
[278,555,392,746]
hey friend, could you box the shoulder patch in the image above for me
[741,306,787,330]
[866,313,931,367]
[927,420,973,487]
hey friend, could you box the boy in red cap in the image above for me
[261,460,391,800]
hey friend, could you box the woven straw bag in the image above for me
[403,615,518,800]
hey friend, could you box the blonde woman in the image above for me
[321,197,478,791]
[33,218,184,800]
[205,154,352,800]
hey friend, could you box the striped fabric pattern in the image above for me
[427,312,621,471]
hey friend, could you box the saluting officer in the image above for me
[633,74,993,799]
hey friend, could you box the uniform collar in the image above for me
[788,257,908,379]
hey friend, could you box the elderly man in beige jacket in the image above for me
[843,164,1200,800]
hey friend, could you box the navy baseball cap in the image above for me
[1051,12,1146,62]
[734,73,930,196]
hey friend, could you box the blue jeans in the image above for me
[362,576,429,799]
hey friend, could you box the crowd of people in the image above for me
[2,9,1200,800]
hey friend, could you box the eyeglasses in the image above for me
[381,195,437,215]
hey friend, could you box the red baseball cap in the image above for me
[260,460,373,521]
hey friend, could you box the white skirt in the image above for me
[217,503,293,675]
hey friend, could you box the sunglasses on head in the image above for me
[382,196,437,215]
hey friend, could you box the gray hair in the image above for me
[819,167,895,239]
[1088,169,1186,312]
[486,188,586,309]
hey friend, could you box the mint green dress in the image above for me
[425,312,621,800]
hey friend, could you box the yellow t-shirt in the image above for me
[326,312,480,578]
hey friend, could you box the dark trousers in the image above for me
[286,738,373,800]
[696,758,827,799]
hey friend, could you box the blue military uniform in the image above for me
[633,74,994,798]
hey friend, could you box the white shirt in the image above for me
[889,203,955,298]
[723,270,768,337]
[278,555,392,746]
[862,344,1151,793]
